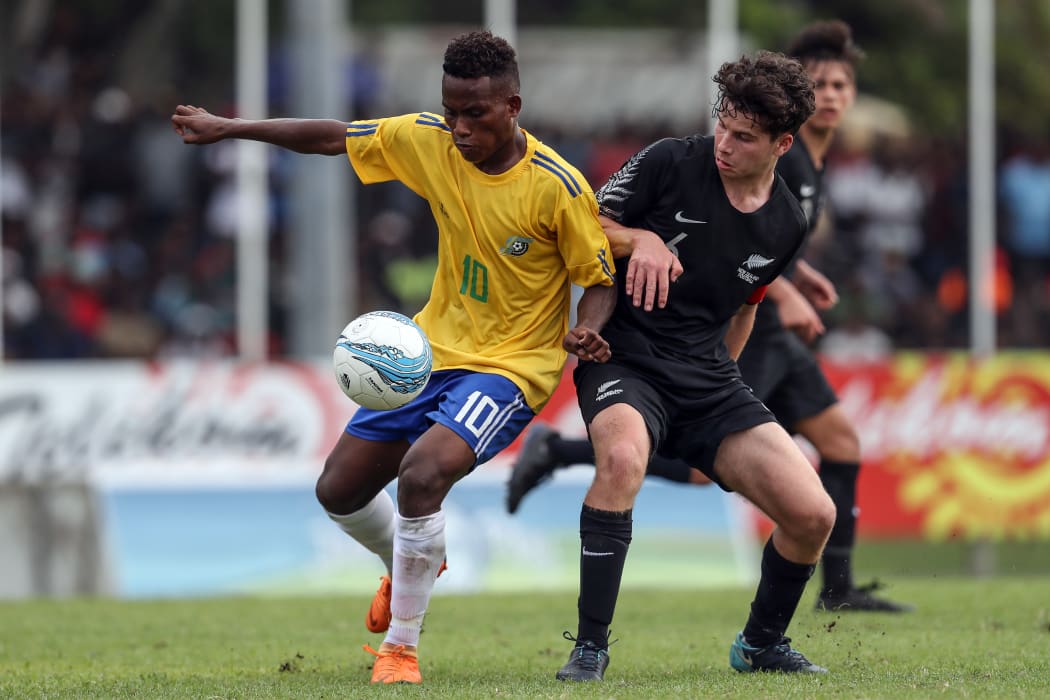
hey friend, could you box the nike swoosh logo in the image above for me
[582,547,614,557]
[674,211,707,225]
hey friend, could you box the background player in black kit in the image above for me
[508,20,912,614]
[736,21,910,613]
[554,51,833,681]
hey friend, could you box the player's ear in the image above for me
[506,94,522,119]
[774,133,794,158]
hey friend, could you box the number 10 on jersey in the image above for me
[460,255,489,302]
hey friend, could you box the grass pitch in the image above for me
[2,575,1049,699]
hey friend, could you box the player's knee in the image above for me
[827,430,860,461]
[813,419,860,462]
[396,457,462,515]
[315,460,353,513]
[781,491,835,548]
[833,423,861,460]
[315,449,376,514]
[810,491,837,542]
[596,441,647,493]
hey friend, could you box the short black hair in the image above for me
[787,20,865,75]
[442,30,520,93]
[712,51,816,136]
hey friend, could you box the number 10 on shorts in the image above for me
[454,390,499,437]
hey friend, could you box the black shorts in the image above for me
[736,329,838,431]
[574,361,776,491]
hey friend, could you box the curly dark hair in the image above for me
[442,30,520,93]
[787,20,865,77]
[711,51,815,137]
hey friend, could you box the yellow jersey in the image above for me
[345,113,615,411]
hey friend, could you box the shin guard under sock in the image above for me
[325,491,396,574]
[819,460,860,595]
[742,538,816,648]
[577,505,632,646]
[386,511,446,648]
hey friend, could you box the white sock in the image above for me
[385,510,446,649]
[325,491,396,574]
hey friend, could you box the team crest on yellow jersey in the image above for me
[499,235,533,257]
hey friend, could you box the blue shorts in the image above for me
[346,369,535,468]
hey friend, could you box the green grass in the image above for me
[2,575,1049,699]
[853,539,1050,577]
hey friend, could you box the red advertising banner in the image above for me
[824,353,1050,540]
[523,353,1050,541]
[4,354,1047,539]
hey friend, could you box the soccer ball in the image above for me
[333,311,433,410]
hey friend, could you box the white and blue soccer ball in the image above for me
[333,311,433,410]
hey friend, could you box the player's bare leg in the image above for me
[796,404,913,612]
[717,422,834,673]
[369,425,473,682]
[317,427,468,683]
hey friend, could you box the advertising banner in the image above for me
[0,360,750,597]
[4,353,1048,598]
[824,353,1050,540]
[0,360,347,487]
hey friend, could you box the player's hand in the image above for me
[793,261,838,310]
[563,327,611,363]
[625,230,683,311]
[777,294,825,344]
[171,104,229,145]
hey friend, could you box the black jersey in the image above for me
[752,135,826,335]
[595,135,808,393]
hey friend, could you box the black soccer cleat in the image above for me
[729,632,827,673]
[506,423,562,514]
[555,632,610,682]
[816,580,915,613]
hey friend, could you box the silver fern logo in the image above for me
[595,379,624,402]
[737,253,774,284]
[742,254,775,270]
[595,140,662,214]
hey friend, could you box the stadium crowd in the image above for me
[3,9,1049,361]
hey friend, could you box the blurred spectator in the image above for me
[3,6,1049,359]
[999,137,1050,287]
[819,311,893,363]
[361,209,434,315]
[823,133,931,348]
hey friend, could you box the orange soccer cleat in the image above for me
[364,643,421,684]
[365,575,393,633]
[365,559,448,633]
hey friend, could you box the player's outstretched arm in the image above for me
[599,215,682,312]
[171,105,347,155]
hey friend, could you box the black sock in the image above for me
[548,440,695,486]
[576,505,632,647]
[646,454,694,484]
[742,538,815,648]
[549,436,597,466]
[818,460,860,596]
